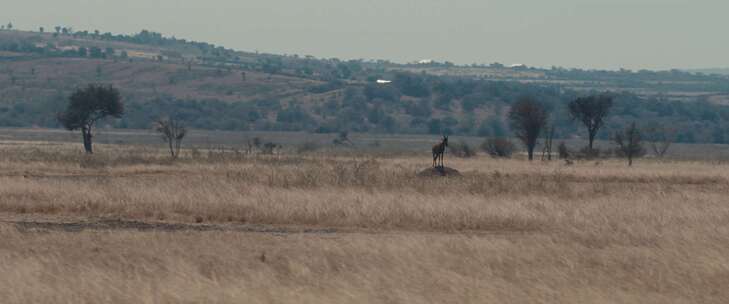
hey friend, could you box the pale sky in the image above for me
[2,0,727,70]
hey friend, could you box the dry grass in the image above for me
[1,141,729,303]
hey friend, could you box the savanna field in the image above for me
[1,130,729,303]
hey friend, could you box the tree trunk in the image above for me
[588,132,595,151]
[174,139,181,159]
[168,139,175,158]
[82,127,93,154]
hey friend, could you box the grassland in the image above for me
[1,131,729,303]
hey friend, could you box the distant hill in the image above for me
[3,28,729,144]
[684,68,729,76]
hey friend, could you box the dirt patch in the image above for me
[417,166,462,177]
[8,218,338,234]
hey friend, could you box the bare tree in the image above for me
[613,122,645,166]
[568,94,613,152]
[644,126,675,158]
[508,96,549,161]
[541,124,555,161]
[155,117,187,158]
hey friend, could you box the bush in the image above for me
[557,142,570,159]
[261,142,280,155]
[449,140,476,158]
[577,146,601,159]
[296,141,321,154]
[480,138,514,158]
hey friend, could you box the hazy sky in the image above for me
[2,0,727,70]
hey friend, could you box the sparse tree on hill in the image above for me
[58,84,123,154]
[613,122,645,166]
[508,96,549,161]
[155,117,187,158]
[568,94,613,153]
[54,26,61,34]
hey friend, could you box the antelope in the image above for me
[432,135,448,168]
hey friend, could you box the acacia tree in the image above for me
[508,97,548,161]
[155,116,187,158]
[58,84,123,154]
[614,122,645,166]
[568,94,613,152]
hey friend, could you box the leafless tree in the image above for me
[645,126,675,158]
[155,117,187,158]
[508,96,548,161]
[613,122,645,166]
[541,124,555,161]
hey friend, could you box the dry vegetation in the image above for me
[2,140,729,303]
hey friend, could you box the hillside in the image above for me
[3,28,729,143]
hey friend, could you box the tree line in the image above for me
[58,84,657,166]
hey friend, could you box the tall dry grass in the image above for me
[1,141,729,303]
[2,224,729,303]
